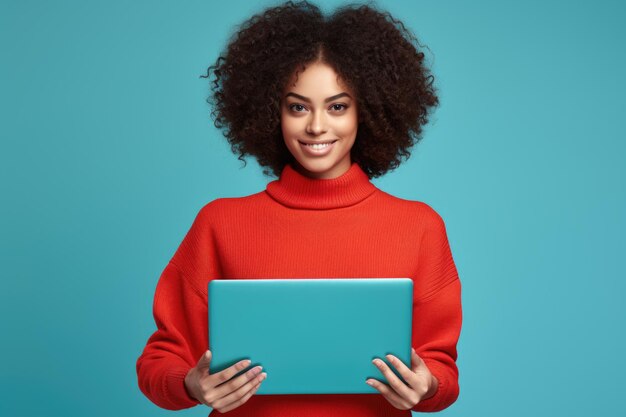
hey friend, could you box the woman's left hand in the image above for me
[366,347,439,410]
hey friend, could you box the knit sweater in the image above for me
[136,162,462,416]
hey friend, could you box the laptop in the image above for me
[208,278,413,395]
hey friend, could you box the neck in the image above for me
[265,162,378,210]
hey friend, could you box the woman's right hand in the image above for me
[184,350,267,413]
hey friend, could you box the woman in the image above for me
[136,1,462,416]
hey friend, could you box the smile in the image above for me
[301,141,336,149]
[298,140,338,156]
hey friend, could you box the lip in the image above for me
[298,139,338,145]
[298,139,338,157]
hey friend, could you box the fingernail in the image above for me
[366,380,374,385]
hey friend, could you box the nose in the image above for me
[306,110,328,136]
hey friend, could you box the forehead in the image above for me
[284,62,351,96]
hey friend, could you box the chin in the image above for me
[294,157,349,179]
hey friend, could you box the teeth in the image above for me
[303,141,334,149]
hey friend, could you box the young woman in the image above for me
[136,2,462,416]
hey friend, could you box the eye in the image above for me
[330,103,347,112]
[289,104,306,112]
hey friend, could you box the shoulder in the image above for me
[192,191,268,223]
[374,189,446,228]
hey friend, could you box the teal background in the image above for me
[1,0,624,416]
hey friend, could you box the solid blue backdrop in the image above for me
[1,0,624,416]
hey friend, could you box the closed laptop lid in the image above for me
[208,278,413,395]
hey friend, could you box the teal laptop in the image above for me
[208,278,413,395]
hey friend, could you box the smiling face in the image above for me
[281,61,358,179]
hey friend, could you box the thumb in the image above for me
[411,347,426,372]
[196,350,212,372]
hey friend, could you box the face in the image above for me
[281,61,358,179]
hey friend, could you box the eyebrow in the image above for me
[284,92,352,103]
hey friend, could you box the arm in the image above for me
[411,278,462,412]
[136,262,205,409]
[136,205,219,409]
[411,209,463,413]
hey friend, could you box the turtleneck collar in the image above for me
[265,162,378,210]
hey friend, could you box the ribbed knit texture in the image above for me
[266,162,377,209]
[136,162,462,416]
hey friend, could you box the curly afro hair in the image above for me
[201,0,439,179]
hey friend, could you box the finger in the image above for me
[212,365,263,399]
[196,350,213,371]
[372,358,416,403]
[366,378,411,410]
[215,372,266,413]
[386,354,420,390]
[411,348,427,373]
[219,378,262,413]
[208,358,252,387]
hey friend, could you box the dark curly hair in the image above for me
[201,0,439,178]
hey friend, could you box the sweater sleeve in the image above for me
[136,204,219,410]
[411,208,462,413]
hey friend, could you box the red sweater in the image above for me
[136,162,462,416]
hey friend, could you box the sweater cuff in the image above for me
[165,366,201,408]
[412,359,455,412]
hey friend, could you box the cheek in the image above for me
[335,113,359,136]
[280,116,300,154]
[280,114,300,138]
